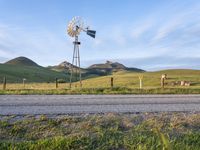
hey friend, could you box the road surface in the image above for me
[0,95,200,115]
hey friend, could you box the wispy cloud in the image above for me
[151,1,200,45]
[115,56,200,71]
[0,23,73,66]
[0,0,200,70]
[131,19,154,39]
[152,20,181,42]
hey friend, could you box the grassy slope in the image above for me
[80,69,200,88]
[0,64,68,83]
[0,113,200,149]
[1,69,200,94]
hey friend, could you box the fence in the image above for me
[1,74,193,90]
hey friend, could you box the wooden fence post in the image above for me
[138,75,143,89]
[23,78,26,88]
[111,77,114,88]
[3,77,6,90]
[161,74,167,89]
[161,77,164,88]
[55,78,58,89]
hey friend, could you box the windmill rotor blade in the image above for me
[67,16,96,38]
[67,16,83,37]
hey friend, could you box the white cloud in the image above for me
[0,1,200,68]
[152,19,182,43]
[131,20,153,39]
[151,2,200,44]
[0,23,73,66]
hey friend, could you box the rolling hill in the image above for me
[5,56,39,67]
[80,69,200,89]
[0,57,68,83]
[1,56,200,86]
[48,61,80,72]
[88,60,145,73]
[49,60,145,78]
[1,57,145,83]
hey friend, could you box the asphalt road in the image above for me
[0,95,200,115]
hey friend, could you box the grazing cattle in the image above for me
[180,81,191,86]
[161,74,167,79]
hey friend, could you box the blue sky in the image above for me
[0,0,200,70]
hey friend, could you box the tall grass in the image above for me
[0,113,200,149]
[1,87,200,94]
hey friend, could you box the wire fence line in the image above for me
[1,75,193,90]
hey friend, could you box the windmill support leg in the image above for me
[69,42,76,88]
[69,36,82,88]
[77,44,82,87]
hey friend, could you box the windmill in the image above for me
[67,16,96,88]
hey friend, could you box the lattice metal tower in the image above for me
[67,17,96,88]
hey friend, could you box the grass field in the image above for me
[81,69,200,89]
[0,113,200,150]
[1,69,200,94]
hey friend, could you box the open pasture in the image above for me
[1,69,200,90]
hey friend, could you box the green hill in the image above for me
[3,57,198,85]
[0,57,68,83]
[0,64,68,83]
[5,56,39,67]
